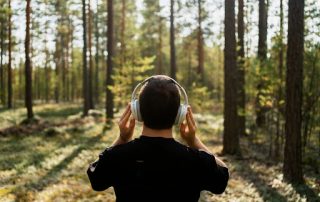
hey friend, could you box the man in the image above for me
[87,75,229,202]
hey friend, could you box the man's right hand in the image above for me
[180,107,197,146]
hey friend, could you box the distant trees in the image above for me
[283,0,305,183]
[223,0,240,155]
[25,0,34,119]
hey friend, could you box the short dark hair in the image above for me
[139,75,180,129]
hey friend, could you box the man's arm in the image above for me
[87,104,135,191]
[180,107,229,194]
[180,107,228,169]
[187,136,227,168]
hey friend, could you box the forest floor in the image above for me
[0,104,319,202]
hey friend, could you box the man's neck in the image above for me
[141,125,173,138]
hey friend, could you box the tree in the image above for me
[88,0,94,109]
[82,0,89,116]
[170,0,176,80]
[283,0,304,183]
[0,2,5,106]
[7,0,12,108]
[106,0,114,119]
[274,0,284,159]
[197,0,204,80]
[256,0,268,127]
[25,0,34,119]
[222,0,240,155]
[237,0,245,136]
[94,0,100,105]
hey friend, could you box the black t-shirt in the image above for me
[87,136,229,202]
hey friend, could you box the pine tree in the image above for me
[223,0,241,155]
[170,0,176,80]
[237,0,245,136]
[283,0,304,184]
[25,0,34,119]
[106,0,114,119]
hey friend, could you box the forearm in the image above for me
[188,137,227,168]
[111,135,132,147]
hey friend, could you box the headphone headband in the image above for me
[131,76,188,105]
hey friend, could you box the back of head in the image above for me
[139,75,180,129]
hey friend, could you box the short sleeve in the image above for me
[87,147,115,191]
[196,150,229,194]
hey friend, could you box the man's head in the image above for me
[139,75,180,129]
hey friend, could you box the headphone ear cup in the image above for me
[131,100,138,120]
[175,104,188,125]
[131,100,142,122]
[136,100,142,122]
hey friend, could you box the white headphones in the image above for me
[131,76,189,125]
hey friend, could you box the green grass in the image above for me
[0,104,319,202]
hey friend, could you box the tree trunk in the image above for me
[0,18,4,106]
[88,0,94,109]
[120,0,125,66]
[258,0,267,60]
[55,38,60,103]
[25,0,34,119]
[256,0,268,127]
[106,0,114,119]
[7,0,12,108]
[223,0,240,155]
[157,16,163,74]
[275,0,284,159]
[170,0,176,80]
[82,0,89,116]
[94,0,100,105]
[237,0,245,136]
[44,27,49,103]
[197,0,204,80]
[283,0,304,184]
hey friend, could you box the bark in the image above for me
[170,0,176,80]
[120,0,125,66]
[237,0,245,136]
[223,0,240,155]
[94,0,100,105]
[25,0,34,119]
[88,0,94,109]
[82,0,89,116]
[44,22,49,102]
[0,18,4,106]
[7,0,12,108]
[256,0,268,127]
[106,0,114,119]
[157,16,163,74]
[197,0,204,80]
[283,0,304,183]
[275,0,284,159]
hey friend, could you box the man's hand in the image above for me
[180,107,197,146]
[117,104,135,143]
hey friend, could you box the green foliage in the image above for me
[187,82,212,112]
[110,56,155,109]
